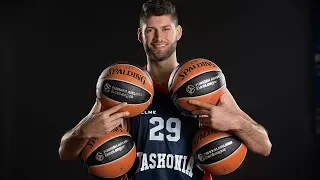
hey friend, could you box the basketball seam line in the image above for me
[194,134,231,152]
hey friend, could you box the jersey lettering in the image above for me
[140,152,195,177]
[141,110,157,114]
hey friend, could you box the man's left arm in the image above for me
[189,88,272,156]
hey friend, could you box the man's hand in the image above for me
[80,99,130,138]
[189,89,272,156]
[58,99,130,160]
[189,97,240,132]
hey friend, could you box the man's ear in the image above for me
[137,28,143,43]
[176,25,182,41]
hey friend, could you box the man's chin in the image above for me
[147,52,166,61]
[149,57,166,62]
[146,47,176,61]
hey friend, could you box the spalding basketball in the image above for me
[168,58,227,114]
[96,62,154,117]
[192,126,247,176]
[81,127,136,179]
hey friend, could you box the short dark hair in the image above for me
[139,0,178,27]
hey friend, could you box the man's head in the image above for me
[138,0,182,62]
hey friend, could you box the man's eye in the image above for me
[146,29,154,33]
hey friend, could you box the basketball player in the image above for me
[58,0,272,179]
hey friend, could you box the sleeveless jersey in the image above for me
[126,85,205,180]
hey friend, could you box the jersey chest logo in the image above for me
[141,110,157,115]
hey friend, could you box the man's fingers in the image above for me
[104,102,128,115]
[189,100,213,110]
[106,119,122,133]
[109,111,130,122]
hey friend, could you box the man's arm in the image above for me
[59,117,90,160]
[189,88,272,156]
[58,99,130,160]
[229,105,272,156]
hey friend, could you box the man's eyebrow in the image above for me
[146,25,171,28]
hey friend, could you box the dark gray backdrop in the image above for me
[1,0,318,180]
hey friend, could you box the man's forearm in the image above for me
[231,113,272,156]
[59,122,89,160]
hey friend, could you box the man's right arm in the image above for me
[58,99,130,160]
[58,117,90,160]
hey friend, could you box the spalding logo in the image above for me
[106,68,147,85]
[193,128,215,146]
[112,126,124,133]
[87,137,99,149]
[179,61,216,80]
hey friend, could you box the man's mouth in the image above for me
[152,43,167,48]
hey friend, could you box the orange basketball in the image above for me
[192,126,247,176]
[168,58,227,114]
[81,127,136,179]
[96,62,154,117]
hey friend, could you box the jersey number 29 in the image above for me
[149,117,181,142]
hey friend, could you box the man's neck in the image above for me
[146,53,179,90]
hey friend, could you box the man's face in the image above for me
[138,15,182,61]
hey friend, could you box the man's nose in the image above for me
[154,30,165,41]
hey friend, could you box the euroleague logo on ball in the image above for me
[95,152,105,162]
[104,83,111,93]
[186,85,196,94]
[197,153,206,162]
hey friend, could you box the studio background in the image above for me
[1,0,318,180]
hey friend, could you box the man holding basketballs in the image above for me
[59,0,272,180]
